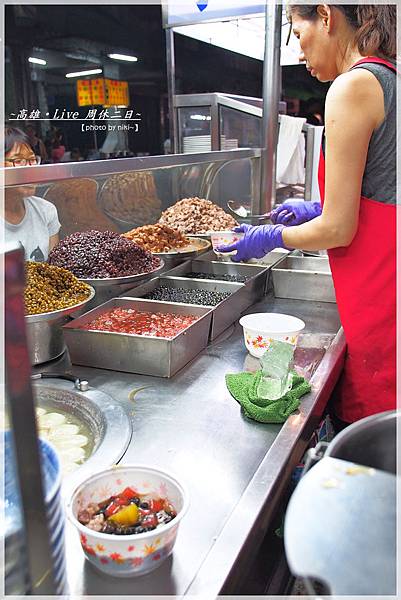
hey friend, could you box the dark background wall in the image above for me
[5,4,328,157]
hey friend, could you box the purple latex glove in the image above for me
[217,223,288,262]
[270,200,322,226]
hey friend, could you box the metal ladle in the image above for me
[227,200,271,222]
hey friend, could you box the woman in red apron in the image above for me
[218,5,397,428]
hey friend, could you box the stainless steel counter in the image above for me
[54,293,345,596]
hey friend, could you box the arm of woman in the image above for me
[283,69,385,251]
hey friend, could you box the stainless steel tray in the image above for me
[164,259,268,310]
[122,276,245,340]
[63,298,212,378]
[272,255,336,303]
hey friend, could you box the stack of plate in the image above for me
[182,135,211,153]
[4,432,67,594]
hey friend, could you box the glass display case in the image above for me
[175,93,285,153]
[3,149,262,240]
[175,93,319,201]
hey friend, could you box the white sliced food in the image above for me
[57,446,85,462]
[49,423,80,437]
[35,407,46,417]
[38,412,66,428]
[54,434,88,449]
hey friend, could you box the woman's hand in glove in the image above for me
[270,200,322,226]
[216,223,288,262]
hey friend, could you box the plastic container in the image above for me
[239,312,305,358]
[210,230,244,259]
[67,465,189,577]
[4,432,66,594]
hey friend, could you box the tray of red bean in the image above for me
[63,298,212,377]
[78,486,177,535]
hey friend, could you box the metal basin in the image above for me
[33,379,132,496]
[25,286,95,365]
[326,410,397,474]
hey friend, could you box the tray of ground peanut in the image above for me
[63,297,212,377]
[164,259,268,313]
[121,275,245,340]
[122,223,210,268]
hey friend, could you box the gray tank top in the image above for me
[351,61,396,204]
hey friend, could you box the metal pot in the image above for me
[284,410,398,596]
[325,410,396,474]
[25,286,95,365]
[33,377,132,497]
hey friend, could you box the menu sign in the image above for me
[76,78,129,107]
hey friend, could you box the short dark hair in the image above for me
[4,126,32,154]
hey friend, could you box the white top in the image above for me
[3,196,61,261]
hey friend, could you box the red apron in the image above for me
[317,57,397,423]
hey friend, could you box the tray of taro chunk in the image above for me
[63,298,212,377]
[121,276,245,341]
[164,259,268,308]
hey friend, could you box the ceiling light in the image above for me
[108,53,138,62]
[28,57,46,65]
[65,68,102,78]
[117,105,128,108]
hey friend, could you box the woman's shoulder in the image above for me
[326,68,385,130]
[26,196,58,218]
[328,67,380,99]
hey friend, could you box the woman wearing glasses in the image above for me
[3,127,60,261]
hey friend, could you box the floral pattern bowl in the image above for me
[210,230,244,257]
[239,312,305,358]
[66,465,189,577]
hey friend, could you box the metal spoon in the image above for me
[227,200,271,221]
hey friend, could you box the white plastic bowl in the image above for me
[239,312,305,358]
[66,464,189,577]
[210,230,244,257]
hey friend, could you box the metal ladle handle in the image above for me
[31,372,89,391]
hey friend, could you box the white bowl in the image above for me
[210,230,244,257]
[66,465,189,577]
[239,312,305,358]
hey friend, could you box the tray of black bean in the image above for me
[121,276,250,340]
[163,259,270,315]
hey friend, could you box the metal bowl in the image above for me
[153,237,211,268]
[25,286,96,366]
[78,259,165,309]
[33,379,132,497]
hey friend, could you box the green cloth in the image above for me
[225,370,311,424]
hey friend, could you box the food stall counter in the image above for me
[39,290,345,596]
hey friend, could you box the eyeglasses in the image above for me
[5,156,41,167]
